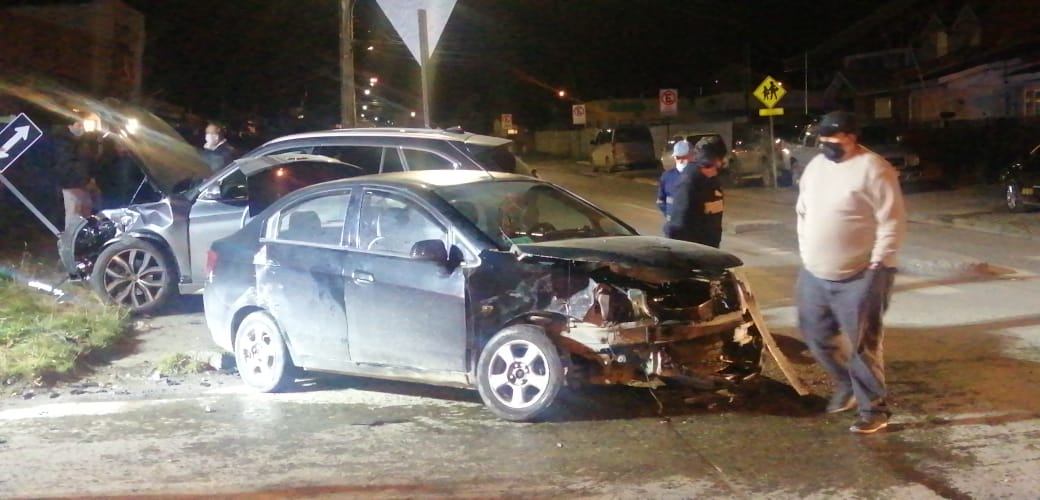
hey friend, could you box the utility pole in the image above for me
[340,0,356,127]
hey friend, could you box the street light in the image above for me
[557,89,566,98]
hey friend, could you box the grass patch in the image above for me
[0,276,129,383]
[156,353,210,376]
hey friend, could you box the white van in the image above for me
[590,125,657,172]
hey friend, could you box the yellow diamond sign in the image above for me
[753,76,786,109]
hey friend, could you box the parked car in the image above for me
[1000,142,1040,212]
[243,126,533,176]
[659,132,728,171]
[61,125,531,314]
[204,170,767,421]
[728,130,787,187]
[590,125,657,172]
[781,121,941,187]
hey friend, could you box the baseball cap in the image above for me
[672,139,691,158]
[692,135,728,162]
[817,110,860,137]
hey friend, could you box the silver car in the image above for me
[61,151,364,314]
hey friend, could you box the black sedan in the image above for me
[1001,143,1040,212]
[203,170,766,421]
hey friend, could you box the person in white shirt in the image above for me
[795,110,906,434]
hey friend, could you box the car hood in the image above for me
[513,236,743,271]
[118,109,212,195]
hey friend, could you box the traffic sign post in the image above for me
[752,76,786,188]
[0,113,59,236]
[571,104,586,125]
[659,88,678,116]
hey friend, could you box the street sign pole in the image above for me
[0,174,60,236]
[768,114,776,189]
[418,9,431,128]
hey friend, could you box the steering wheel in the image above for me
[529,222,557,236]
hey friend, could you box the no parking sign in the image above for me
[659,88,678,115]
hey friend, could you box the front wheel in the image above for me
[476,325,564,421]
[1006,183,1025,213]
[91,239,177,314]
[234,311,297,393]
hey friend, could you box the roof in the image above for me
[260,127,511,149]
[305,169,535,193]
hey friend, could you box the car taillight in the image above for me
[205,249,219,277]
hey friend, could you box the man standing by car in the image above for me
[657,140,690,231]
[52,114,101,233]
[795,110,906,434]
[200,122,238,172]
[664,136,727,248]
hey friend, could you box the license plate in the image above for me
[1023,187,1035,196]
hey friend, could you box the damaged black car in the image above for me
[203,170,767,421]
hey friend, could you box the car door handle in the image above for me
[352,270,374,284]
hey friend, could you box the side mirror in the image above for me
[199,184,222,200]
[410,239,463,274]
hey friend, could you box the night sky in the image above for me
[13,0,878,133]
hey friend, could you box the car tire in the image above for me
[234,311,298,393]
[91,239,177,315]
[1006,183,1026,213]
[476,325,564,421]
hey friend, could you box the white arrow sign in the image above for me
[0,126,30,159]
[376,0,457,66]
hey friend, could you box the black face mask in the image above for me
[821,142,846,162]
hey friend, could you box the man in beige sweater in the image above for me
[795,110,906,434]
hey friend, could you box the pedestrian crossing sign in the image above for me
[753,76,786,109]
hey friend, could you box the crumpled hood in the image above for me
[513,236,743,271]
[120,110,212,194]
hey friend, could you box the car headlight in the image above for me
[906,154,920,167]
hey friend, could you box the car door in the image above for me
[344,188,467,372]
[258,190,353,370]
[186,169,251,287]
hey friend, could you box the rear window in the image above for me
[615,126,652,143]
[466,143,520,173]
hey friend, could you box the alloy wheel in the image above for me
[485,339,552,409]
[102,248,168,309]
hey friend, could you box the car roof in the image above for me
[297,169,535,194]
[259,127,511,149]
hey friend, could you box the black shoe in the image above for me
[825,390,855,414]
[849,414,889,434]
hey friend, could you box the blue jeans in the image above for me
[797,267,895,418]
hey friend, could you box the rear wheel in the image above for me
[91,239,177,314]
[476,325,564,421]
[1006,182,1025,213]
[234,311,297,393]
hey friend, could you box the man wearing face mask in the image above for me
[795,110,906,434]
[664,135,728,248]
[656,139,691,231]
[200,122,239,172]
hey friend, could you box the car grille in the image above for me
[645,273,741,322]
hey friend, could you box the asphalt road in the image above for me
[2,160,1040,498]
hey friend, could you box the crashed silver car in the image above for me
[60,126,365,314]
[203,170,769,421]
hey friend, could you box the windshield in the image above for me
[434,180,636,247]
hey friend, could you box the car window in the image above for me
[313,145,382,175]
[466,144,520,173]
[219,170,247,200]
[357,190,447,255]
[435,180,636,247]
[402,149,457,171]
[594,130,612,145]
[382,147,404,172]
[615,126,652,143]
[272,192,350,245]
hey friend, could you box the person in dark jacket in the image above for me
[664,136,728,248]
[200,122,239,172]
[51,116,100,233]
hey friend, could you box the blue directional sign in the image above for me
[0,113,44,174]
